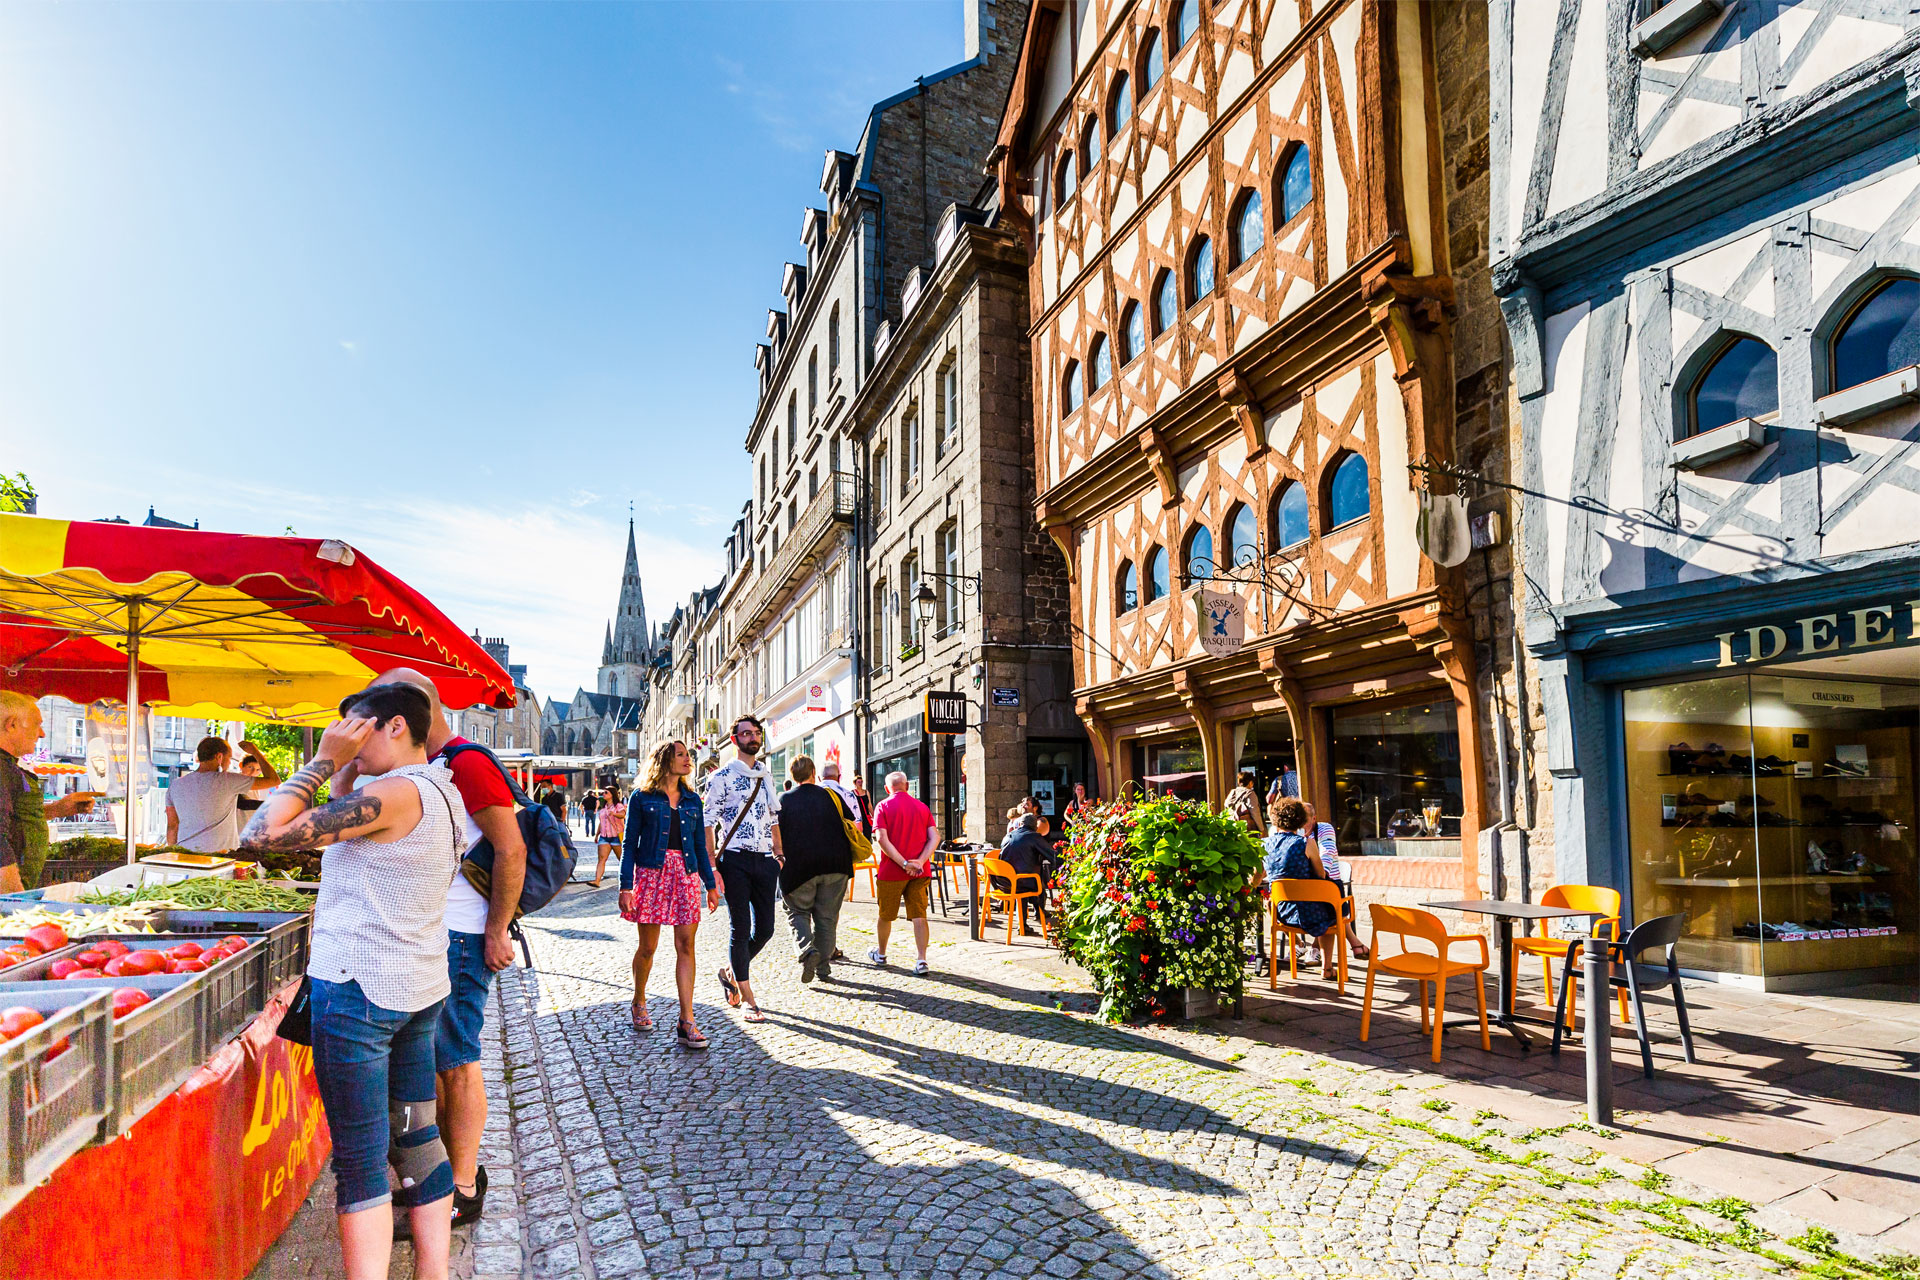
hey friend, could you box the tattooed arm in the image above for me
[239,714,411,852]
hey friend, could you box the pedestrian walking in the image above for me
[1225,770,1266,836]
[590,784,625,889]
[239,684,463,1280]
[819,761,862,829]
[581,788,601,841]
[619,740,719,1049]
[166,736,282,853]
[847,772,875,834]
[774,756,854,985]
[702,716,783,1023]
[871,771,937,975]
[541,787,567,827]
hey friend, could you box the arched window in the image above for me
[1184,525,1214,581]
[1146,546,1169,602]
[1226,502,1257,562]
[1187,237,1215,306]
[1062,360,1084,415]
[1277,144,1313,225]
[1107,72,1132,136]
[1139,29,1165,91]
[1326,453,1371,528]
[1056,149,1078,204]
[1174,0,1200,48]
[1687,336,1778,438]
[1082,116,1101,168]
[1088,334,1112,390]
[1120,301,1145,364]
[1832,277,1920,392]
[1152,269,1177,334]
[1230,190,1264,268]
[1273,481,1310,549]
[1117,560,1138,612]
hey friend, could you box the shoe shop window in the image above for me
[1624,671,1917,992]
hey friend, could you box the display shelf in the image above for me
[1655,773,1900,782]
[1659,819,1904,829]
[1657,875,1875,889]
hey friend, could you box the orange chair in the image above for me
[1361,904,1491,1063]
[1511,885,1630,1030]
[848,855,878,900]
[1269,879,1354,994]
[978,854,1050,945]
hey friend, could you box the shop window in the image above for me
[1326,452,1370,529]
[1830,277,1920,393]
[1173,0,1200,49]
[1120,301,1145,364]
[1088,334,1112,391]
[1232,715,1299,817]
[1184,525,1213,581]
[1152,269,1177,334]
[1062,360,1084,415]
[1229,190,1264,268]
[1108,72,1132,136]
[1686,336,1777,439]
[1329,700,1463,858]
[1226,501,1257,563]
[1139,29,1164,91]
[1146,546,1169,602]
[1117,559,1138,611]
[1135,735,1207,804]
[1277,144,1313,225]
[1187,237,1215,306]
[1082,116,1101,169]
[1272,481,1309,549]
[1056,149,1078,204]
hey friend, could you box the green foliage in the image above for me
[0,472,37,513]
[1054,795,1264,1022]
[242,723,307,778]
[1421,1099,1452,1113]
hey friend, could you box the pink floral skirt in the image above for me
[623,852,703,927]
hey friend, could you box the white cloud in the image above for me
[337,339,359,354]
[567,489,600,508]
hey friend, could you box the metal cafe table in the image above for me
[1422,899,1602,1050]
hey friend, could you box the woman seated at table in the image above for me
[1263,798,1337,974]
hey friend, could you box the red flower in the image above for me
[1140,954,1152,963]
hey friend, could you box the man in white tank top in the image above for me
[240,683,464,1280]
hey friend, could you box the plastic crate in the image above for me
[17,972,204,1139]
[155,912,311,990]
[0,987,113,1217]
[0,944,87,982]
[37,858,124,887]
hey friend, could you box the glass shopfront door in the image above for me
[1231,715,1298,805]
[1130,735,1208,803]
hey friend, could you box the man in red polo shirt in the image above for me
[869,770,938,975]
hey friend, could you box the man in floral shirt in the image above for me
[702,717,784,1016]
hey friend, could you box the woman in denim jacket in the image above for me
[619,739,718,1049]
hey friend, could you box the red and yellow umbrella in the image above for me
[0,512,514,723]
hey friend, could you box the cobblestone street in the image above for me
[366,881,1840,1280]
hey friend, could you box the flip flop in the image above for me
[743,1005,767,1024]
[631,1002,653,1032]
[718,968,742,1008]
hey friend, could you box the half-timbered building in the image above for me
[995,0,1493,892]
[1495,0,1919,992]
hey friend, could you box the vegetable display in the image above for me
[78,877,314,914]
[0,905,167,937]
[243,851,322,882]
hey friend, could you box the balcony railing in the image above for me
[735,471,855,638]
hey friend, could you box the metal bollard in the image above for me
[1583,936,1614,1126]
[966,851,982,942]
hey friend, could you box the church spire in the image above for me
[610,516,649,663]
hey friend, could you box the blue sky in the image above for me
[0,0,968,700]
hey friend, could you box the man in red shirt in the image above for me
[870,770,938,975]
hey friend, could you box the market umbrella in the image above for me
[0,512,516,861]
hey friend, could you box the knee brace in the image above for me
[387,1099,448,1193]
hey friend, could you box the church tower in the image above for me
[597,519,650,698]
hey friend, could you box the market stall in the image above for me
[0,513,516,1278]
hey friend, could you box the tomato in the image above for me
[111,988,151,1019]
[62,968,104,980]
[167,942,204,960]
[170,958,208,973]
[22,924,69,955]
[219,935,251,949]
[48,959,84,980]
[0,955,17,971]
[0,1007,45,1040]
[4,945,33,962]
[45,1037,69,1062]
[93,941,132,959]
[74,950,108,968]
[117,950,168,976]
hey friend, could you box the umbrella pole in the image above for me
[124,599,141,866]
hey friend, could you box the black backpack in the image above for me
[438,742,580,920]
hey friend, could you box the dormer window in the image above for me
[1686,336,1777,439]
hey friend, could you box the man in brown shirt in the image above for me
[0,691,97,892]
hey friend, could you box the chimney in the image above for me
[965,0,999,61]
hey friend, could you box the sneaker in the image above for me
[868,947,888,966]
[452,1166,488,1229]
[800,951,818,984]
[914,959,930,976]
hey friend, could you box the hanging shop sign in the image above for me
[1194,590,1247,656]
[806,683,828,714]
[924,691,968,735]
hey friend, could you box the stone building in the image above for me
[996,0,1491,896]
[1491,0,1920,993]
[446,634,540,752]
[854,191,1080,843]
[727,0,1028,792]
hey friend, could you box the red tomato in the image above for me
[62,968,104,980]
[48,959,84,980]
[22,924,69,955]
[219,935,250,949]
[44,1037,69,1062]
[94,941,132,959]
[0,1007,45,1040]
[0,955,17,971]
[74,950,108,968]
[171,958,209,973]
[101,956,130,976]
[4,945,34,962]
[167,942,204,960]
[118,950,168,976]
[111,988,151,1019]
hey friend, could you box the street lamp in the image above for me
[913,581,936,643]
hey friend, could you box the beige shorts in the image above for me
[877,876,931,921]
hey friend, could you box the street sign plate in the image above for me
[990,687,1020,708]
[924,691,968,735]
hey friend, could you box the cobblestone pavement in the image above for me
[439,883,1836,1280]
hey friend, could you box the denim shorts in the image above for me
[434,930,496,1071]
[309,977,453,1213]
